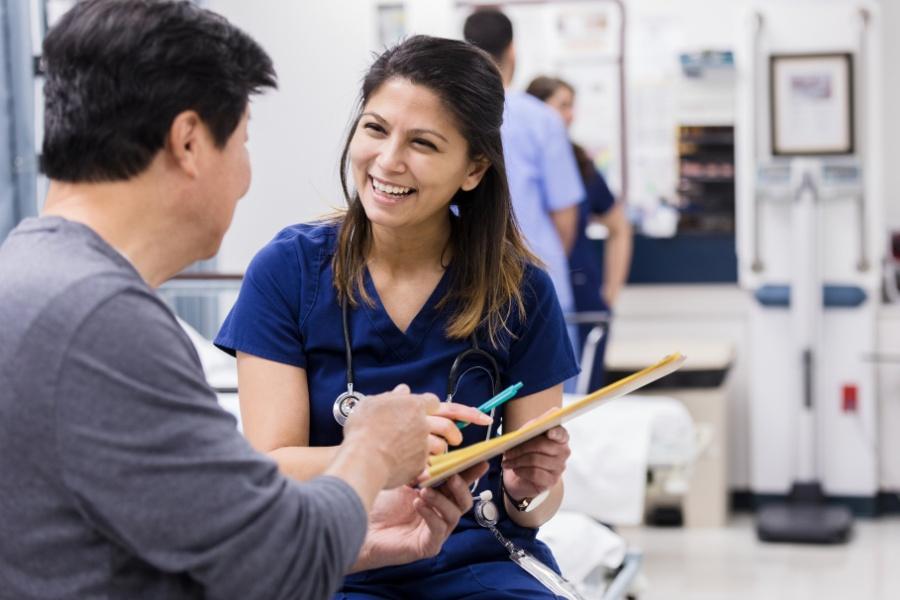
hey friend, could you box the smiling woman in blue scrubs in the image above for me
[216,35,579,598]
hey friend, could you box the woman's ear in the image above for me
[461,156,490,192]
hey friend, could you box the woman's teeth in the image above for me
[372,178,414,196]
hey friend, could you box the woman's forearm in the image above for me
[504,480,564,528]
[599,206,632,307]
[269,445,340,481]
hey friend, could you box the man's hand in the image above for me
[343,384,439,489]
[349,463,489,573]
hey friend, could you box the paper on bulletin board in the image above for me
[496,1,623,197]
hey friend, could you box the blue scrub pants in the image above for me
[335,528,565,599]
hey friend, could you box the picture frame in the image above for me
[769,52,854,156]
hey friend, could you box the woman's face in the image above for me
[545,85,575,129]
[349,77,488,233]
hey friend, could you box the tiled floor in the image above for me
[618,515,900,600]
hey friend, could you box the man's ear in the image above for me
[461,156,491,192]
[167,110,205,178]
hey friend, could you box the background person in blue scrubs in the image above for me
[216,36,579,598]
[526,76,633,391]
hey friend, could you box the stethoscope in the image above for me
[333,298,502,520]
[333,298,502,428]
[332,299,582,597]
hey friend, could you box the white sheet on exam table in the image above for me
[560,394,695,526]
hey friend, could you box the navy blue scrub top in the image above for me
[215,221,578,550]
[569,168,615,316]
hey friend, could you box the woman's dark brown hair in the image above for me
[333,35,537,345]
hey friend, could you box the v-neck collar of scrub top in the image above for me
[359,265,453,362]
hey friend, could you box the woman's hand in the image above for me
[350,462,489,572]
[426,402,493,455]
[500,424,570,501]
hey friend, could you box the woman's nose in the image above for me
[375,139,406,173]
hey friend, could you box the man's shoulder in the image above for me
[0,217,170,374]
[0,217,143,296]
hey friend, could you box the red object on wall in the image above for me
[842,384,858,413]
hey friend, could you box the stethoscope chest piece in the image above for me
[333,385,366,426]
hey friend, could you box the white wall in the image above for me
[205,0,379,273]
[883,0,900,229]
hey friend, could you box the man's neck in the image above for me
[42,178,194,288]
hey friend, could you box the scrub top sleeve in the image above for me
[587,169,616,216]
[506,266,580,398]
[539,111,586,213]
[215,237,307,368]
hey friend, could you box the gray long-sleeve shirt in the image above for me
[0,217,367,599]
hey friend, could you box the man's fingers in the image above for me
[428,434,449,456]
[427,415,463,447]
[412,498,448,556]
[392,383,411,394]
[420,487,462,527]
[419,393,441,414]
[437,474,475,513]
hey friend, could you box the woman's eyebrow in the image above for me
[360,112,449,143]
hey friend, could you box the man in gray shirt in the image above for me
[0,1,483,598]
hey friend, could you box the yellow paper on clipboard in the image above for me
[420,352,687,488]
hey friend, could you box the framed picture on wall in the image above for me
[769,52,854,156]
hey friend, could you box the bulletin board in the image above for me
[456,0,627,200]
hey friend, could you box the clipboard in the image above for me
[420,352,687,488]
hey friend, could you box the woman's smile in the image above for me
[369,174,417,206]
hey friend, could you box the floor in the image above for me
[617,515,900,600]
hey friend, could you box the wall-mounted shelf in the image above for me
[677,125,735,234]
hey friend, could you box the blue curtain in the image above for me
[0,0,37,242]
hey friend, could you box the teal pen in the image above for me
[456,381,524,429]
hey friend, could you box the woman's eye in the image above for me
[413,138,437,150]
[363,122,386,134]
